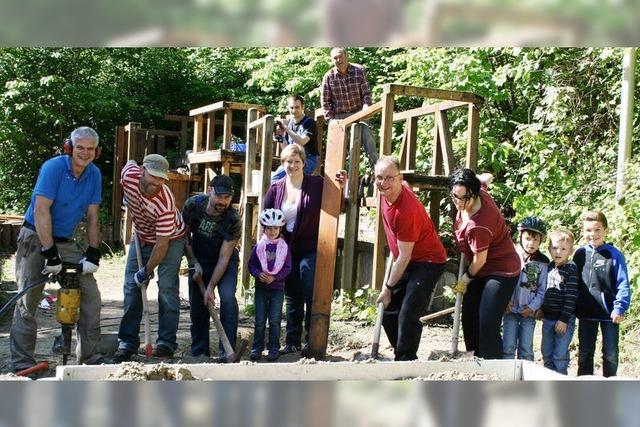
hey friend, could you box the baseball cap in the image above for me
[142,154,169,180]
[210,174,234,195]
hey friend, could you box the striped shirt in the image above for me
[121,161,185,243]
[542,261,579,323]
[321,63,372,119]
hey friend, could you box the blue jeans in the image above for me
[284,252,316,348]
[542,317,576,375]
[252,286,285,353]
[188,259,239,356]
[118,237,184,353]
[577,319,619,377]
[271,154,319,184]
[502,313,536,361]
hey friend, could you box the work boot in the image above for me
[249,350,262,361]
[110,348,134,364]
[300,343,310,358]
[153,345,174,359]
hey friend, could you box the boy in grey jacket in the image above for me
[503,217,549,361]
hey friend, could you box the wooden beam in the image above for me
[164,114,194,122]
[372,92,395,291]
[189,101,226,117]
[315,114,325,176]
[309,120,348,360]
[338,101,383,127]
[385,84,485,105]
[223,108,233,150]
[406,116,418,171]
[431,117,443,232]
[190,101,267,117]
[392,100,469,122]
[340,123,362,292]
[248,116,267,130]
[193,115,203,153]
[112,126,126,244]
[206,112,216,186]
[225,102,267,112]
[180,117,188,155]
[437,110,455,175]
[129,129,181,138]
[466,103,480,170]
[258,115,274,211]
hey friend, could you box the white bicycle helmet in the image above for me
[259,208,286,227]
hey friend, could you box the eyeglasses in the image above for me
[450,192,472,202]
[374,174,400,184]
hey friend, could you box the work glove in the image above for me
[134,265,151,287]
[41,244,63,275]
[191,261,203,280]
[80,246,101,275]
[450,272,473,295]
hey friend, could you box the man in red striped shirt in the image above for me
[112,154,186,363]
[321,47,378,166]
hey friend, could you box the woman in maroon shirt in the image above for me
[449,168,520,359]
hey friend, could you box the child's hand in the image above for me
[555,320,567,335]
[520,307,534,318]
[258,273,269,282]
[505,302,513,314]
[611,313,624,324]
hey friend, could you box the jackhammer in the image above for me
[51,263,82,365]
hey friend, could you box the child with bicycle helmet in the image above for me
[248,208,292,361]
[502,216,550,361]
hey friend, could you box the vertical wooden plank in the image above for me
[193,114,204,191]
[206,112,216,185]
[406,116,418,171]
[437,110,455,174]
[339,123,362,292]
[258,115,274,212]
[112,126,126,245]
[308,120,348,359]
[431,113,443,232]
[223,108,233,150]
[180,117,188,155]
[157,135,166,156]
[467,103,480,171]
[240,108,260,291]
[371,91,395,291]
[398,122,408,170]
[315,114,325,175]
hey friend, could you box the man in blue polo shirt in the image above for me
[10,126,104,373]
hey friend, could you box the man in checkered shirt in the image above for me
[321,47,378,166]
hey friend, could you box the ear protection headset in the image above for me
[63,137,102,159]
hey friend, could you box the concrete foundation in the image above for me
[56,359,565,381]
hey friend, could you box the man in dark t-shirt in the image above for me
[183,175,241,358]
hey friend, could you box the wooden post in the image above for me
[223,108,233,150]
[430,112,443,231]
[466,103,480,170]
[258,115,274,212]
[616,47,636,201]
[339,123,362,292]
[308,120,348,359]
[193,114,204,191]
[371,90,395,291]
[112,126,126,245]
[406,116,418,171]
[206,112,216,185]
[180,116,188,154]
[240,108,259,291]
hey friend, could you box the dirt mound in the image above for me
[105,362,197,381]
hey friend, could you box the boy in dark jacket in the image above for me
[574,211,630,377]
[248,209,292,361]
[541,229,579,374]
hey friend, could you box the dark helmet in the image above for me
[517,216,547,236]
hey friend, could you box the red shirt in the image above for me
[121,162,186,244]
[454,186,520,277]
[382,183,447,264]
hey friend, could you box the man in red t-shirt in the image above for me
[375,156,446,360]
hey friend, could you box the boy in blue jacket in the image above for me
[574,211,631,377]
[503,217,549,361]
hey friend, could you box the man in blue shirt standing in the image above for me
[10,126,104,372]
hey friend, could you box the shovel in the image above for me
[194,275,246,363]
[133,233,153,358]
[451,253,466,354]
[370,253,394,359]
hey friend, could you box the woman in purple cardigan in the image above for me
[263,143,324,357]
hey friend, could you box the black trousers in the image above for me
[462,275,519,359]
[382,261,445,361]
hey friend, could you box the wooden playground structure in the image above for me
[109,84,483,360]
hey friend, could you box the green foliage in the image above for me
[331,286,379,324]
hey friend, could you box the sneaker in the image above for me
[153,345,174,359]
[249,350,262,361]
[266,350,279,362]
[279,344,299,354]
[110,348,134,364]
